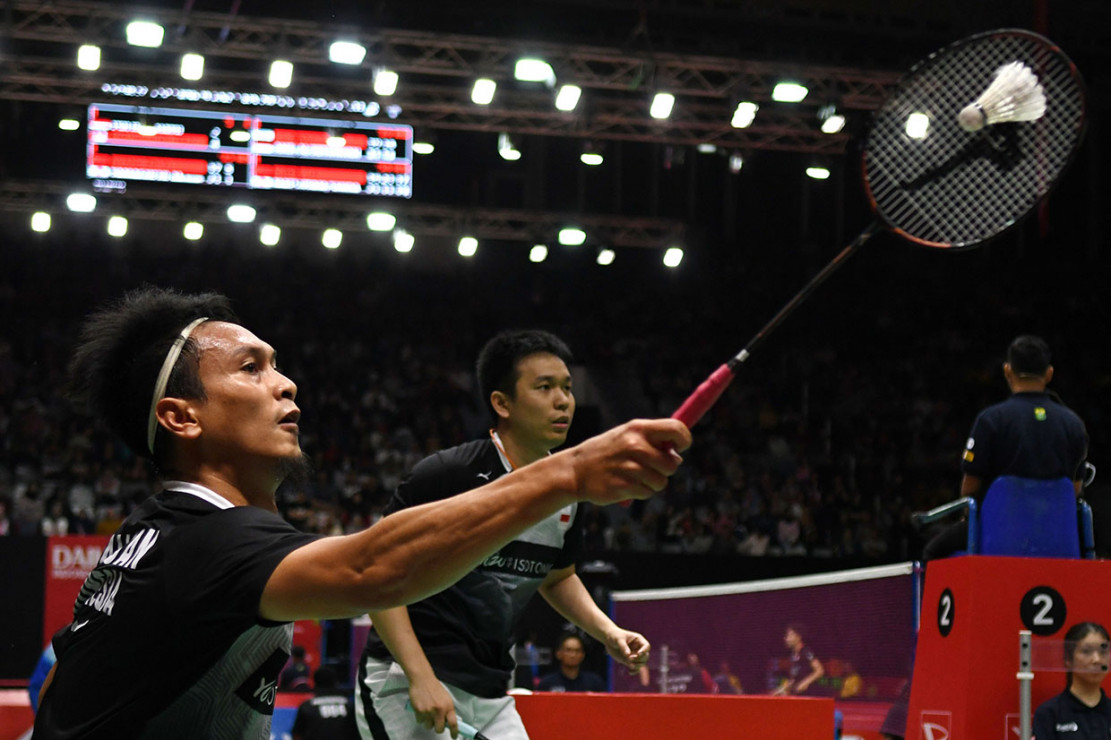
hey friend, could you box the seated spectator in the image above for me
[537,635,606,693]
[291,666,359,740]
[280,645,313,692]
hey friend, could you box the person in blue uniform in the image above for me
[32,289,690,740]
[923,335,1088,560]
[1033,621,1111,739]
[356,330,654,740]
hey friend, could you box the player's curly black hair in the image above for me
[67,286,238,466]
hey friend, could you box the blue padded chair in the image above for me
[979,476,1092,558]
[912,476,1095,559]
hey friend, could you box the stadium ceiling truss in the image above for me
[2,0,902,152]
[0,179,686,249]
[0,1,906,248]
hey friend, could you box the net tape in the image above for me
[865,30,1085,248]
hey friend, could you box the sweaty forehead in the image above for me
[193,321,273,360]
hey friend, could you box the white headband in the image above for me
[146,317,208,454]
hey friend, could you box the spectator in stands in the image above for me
[1033,621,1111,739]
[291,666,359,740]
[537,634,607,692]
[280,645,313,692]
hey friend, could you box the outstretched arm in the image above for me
[261,419,691,621]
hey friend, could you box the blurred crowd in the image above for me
[1,227,1107,564]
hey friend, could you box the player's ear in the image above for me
[1044,365,1054,384]
[157,397,202,443]
[490,390,512,421]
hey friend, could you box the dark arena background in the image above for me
[2,1,1111,738]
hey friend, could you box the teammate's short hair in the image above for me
[68,286,238,465]
[476,329,573,421]
[1007,335,1052,376]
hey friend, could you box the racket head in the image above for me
[863,28,1087,250]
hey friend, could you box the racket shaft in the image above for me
[672,364,735,427]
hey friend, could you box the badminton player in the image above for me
[33,290,690,739]
[356,330,653,740]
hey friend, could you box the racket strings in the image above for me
[865,31,1084,248]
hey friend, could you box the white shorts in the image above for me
[355,656,529,740]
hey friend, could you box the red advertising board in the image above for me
[42,535,110,644]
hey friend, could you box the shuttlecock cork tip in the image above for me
[958,103,985,132]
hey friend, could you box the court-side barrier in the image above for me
[907,555,1111,739]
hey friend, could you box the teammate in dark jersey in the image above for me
[923,335,1088,560]
[1033,622,1111,740]
[33,289,691,740]
[357,330,653,740]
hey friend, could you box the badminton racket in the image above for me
[672,28,1086,429]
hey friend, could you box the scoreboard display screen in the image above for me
[87,103,413,197]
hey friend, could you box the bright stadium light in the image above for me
[107,215,128,238]
[906,112,931,140]
[558,227,586,246]
[772,81,809,103]
[269,60,294,89]
[77,45,101,71]
[58,119,80,131]
[329,41,366,65]
[393,229,414,253]
[514,58,555,86]
[180,53,205,81]
[126,20,164,48]
[322,228,343,249]
[66,193,97,213]
[226,204,256,223]
[413,141,435,155]
[731,101,759,128]
[31,212,51,233]
[663,247,684,268]
[367,212,396,231]
[183,221,204,240]
[555,84,582,111]
[529,244,548,263]
[806,166,831,180]
[596,248,616,266]
[259,224,281,246]
[374,68,399,96]
[650,92,675,120]
[458,236,478,257]
[471,78,497,105]
[498,133,521,161]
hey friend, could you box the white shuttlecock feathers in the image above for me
[958,61,1047,132]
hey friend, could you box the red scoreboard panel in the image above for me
[86,103,413,197]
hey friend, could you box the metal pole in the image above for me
[1018,630,1033,740]
[658,644,670,694]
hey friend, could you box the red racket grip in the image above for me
[671,363,735,428]
[618,364,734,508]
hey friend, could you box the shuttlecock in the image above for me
[958,61,1047,132]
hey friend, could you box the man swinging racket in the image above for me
[33,290,690,740]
